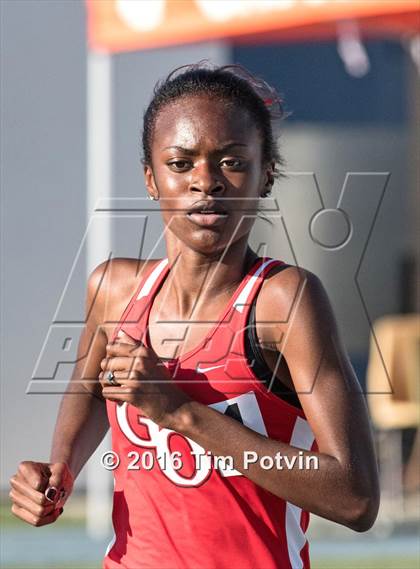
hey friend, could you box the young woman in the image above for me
[10,64,379,569]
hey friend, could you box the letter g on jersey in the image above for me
[115,392,268,486]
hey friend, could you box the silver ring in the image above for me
[106,371,117,386]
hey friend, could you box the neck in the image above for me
[162,236,259,318]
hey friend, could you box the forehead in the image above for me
[152,94,260,151]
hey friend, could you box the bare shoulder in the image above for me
[87,257,162,327]
[257,262,332,326]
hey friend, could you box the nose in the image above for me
[189,161,225,196]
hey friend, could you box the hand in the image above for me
[99,331,191,428]
[9,461,74,527]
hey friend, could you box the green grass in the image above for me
[1,565,99,569]
[2,499,418,569]
[1,560,418,569]
[1,501,85,528]
[311,559,419,569]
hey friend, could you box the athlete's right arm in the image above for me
[48,260,113,477]
[9,260,116,526]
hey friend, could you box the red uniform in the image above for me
[103,257,317,569]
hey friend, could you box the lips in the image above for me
[186,201,228,227]
[187,201,228,216]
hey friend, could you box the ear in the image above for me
[144,164,159,200]
[260,161,275,196]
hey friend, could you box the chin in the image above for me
[168,219,249,257]
[176,233,228,256]
[190,236,227,255]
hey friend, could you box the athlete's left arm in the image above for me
[102,267,380,531]
[167,267,380,531]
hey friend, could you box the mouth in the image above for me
[186,203,229,227]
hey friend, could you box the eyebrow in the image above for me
[162,142,249,154]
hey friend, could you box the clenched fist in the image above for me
[99,330,191,428]
[9,461,74,527]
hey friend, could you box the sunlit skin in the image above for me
[141,95,275,341]
[10,93,379,534]
[145,95,274,257]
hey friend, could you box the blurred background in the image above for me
[1,1,419,568]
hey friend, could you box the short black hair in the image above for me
[142,62,286,177]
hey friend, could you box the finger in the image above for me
[102,369,164,386]
[44,486,60,504]
[52,488,68,510]
[37,506,64,526]
[102,377,159,399]
[99,371,122,392]
[101,388,131,404]
[9,475,53,507]
[118,330,160,360]
[100,370,147,394]
[99,368,137,384]
[47,464,71,507]
[99,370,119,387]
[105,343,131,358]
[17,462,50,492]
[106,338,148,358]
[102,383,132,396]
[100,356,136,373]
[11,502,63,527]
[108,370,141,382]
[97,374,124,406]
[102,394,125,407]
[9,487,55,518]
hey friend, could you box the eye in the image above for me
[167,160,191,171]
[220,158,245,170]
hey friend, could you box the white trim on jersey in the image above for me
[104,477,117,558]
[285,416,315,569]
[210,391,268,437]
[104,528,117,558]
[233,258,277,313]
[137,258,169,299]
[209,391,268,477]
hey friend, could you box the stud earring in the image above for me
[148,194,158,201]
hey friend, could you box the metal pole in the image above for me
[86,50,113,540]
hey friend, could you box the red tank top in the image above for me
[103,257,316,569]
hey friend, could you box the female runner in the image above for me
[9,63,379,569]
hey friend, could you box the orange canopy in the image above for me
[86,0,420,54]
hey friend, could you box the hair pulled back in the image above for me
[142,62,286,177]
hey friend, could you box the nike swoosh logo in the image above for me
[196,364,225,374]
